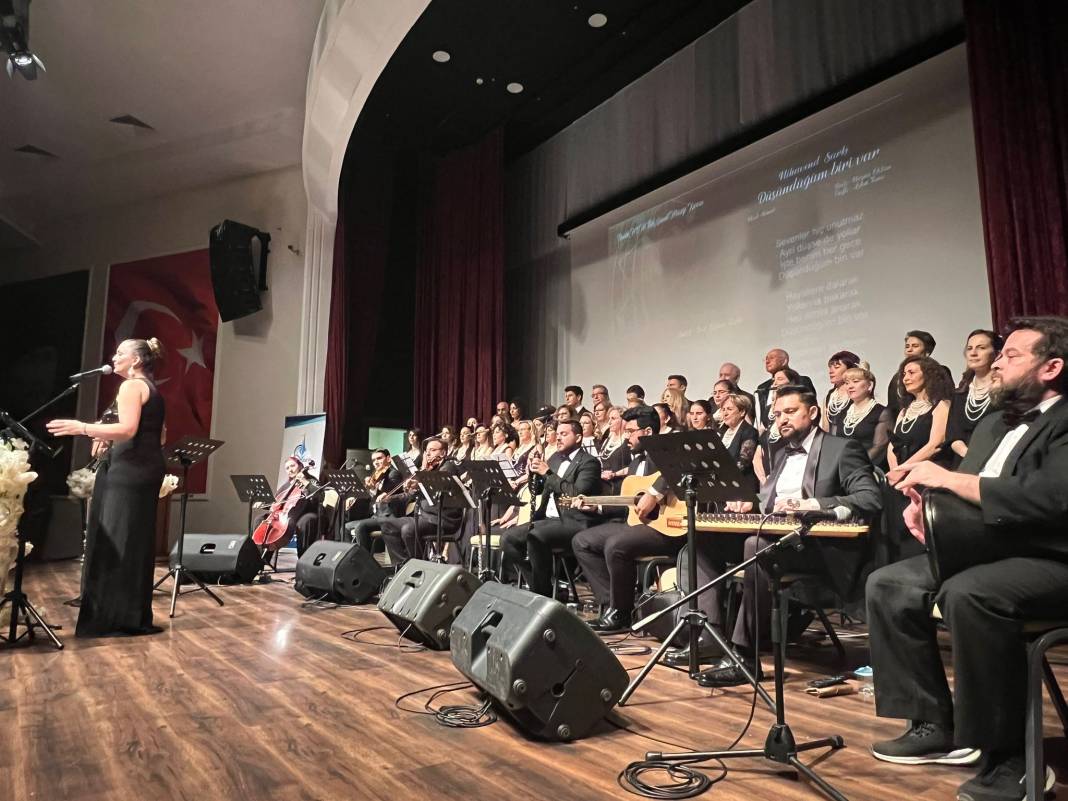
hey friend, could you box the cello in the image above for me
[253,459,315,551]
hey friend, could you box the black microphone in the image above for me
[795,507,850,523]
[69,365,114,383]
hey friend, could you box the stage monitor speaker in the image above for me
[295,541,386,604]
[169,533,261,583]
[450,582,629,741]
[376,559,481,650]
[209,219,270,322]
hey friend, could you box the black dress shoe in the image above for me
[589,608,631,634]
[695,656,764,688]
[663,641,723,667]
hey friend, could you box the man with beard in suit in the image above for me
[696,383,882,688]
[866,317,1068,801]
[500,419,600,598]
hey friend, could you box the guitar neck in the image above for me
[575,495,639,506]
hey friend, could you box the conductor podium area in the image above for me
[5,556,1068,801]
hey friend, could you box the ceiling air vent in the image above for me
[14,144,57,157]
[109,114,154,130]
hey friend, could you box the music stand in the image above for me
[322,469,369,540]
[414,470,476,562]
[230,474,274,537]
[152,436,225,617]
[619,429,760,704]
[462,460,521,580]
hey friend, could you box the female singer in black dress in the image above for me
[946,328,1002,467]
[718,394,759,493]
[598,406,629,493]
[47,337,166,637]
[822,350,860,434]
[840,365,892,470]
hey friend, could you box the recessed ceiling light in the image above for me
[588,12,608,28]
[432,50,451,63]
[506,82,524,94]
[475,77,484,85]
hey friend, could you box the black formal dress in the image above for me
[886,405,949,561]
[572,452,680,612]
[841,401,891,471]
[945,384,996,469]
[867,396,1068,754]
[77,378,165,637]
[720,421,760,494]
[500,447,601,597]
[598,436,630,494]
[824,389,852,436]
[755,374,817,429]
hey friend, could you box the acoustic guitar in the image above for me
[563,473,686,537]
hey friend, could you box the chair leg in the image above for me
[560,557,579,604]
[1042,656,1068,738]
[1027,640,1047,801]
[724,578,740,642]
[813,606,847,665]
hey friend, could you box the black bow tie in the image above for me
[1004,408,1041,427]
[784,444,807,456]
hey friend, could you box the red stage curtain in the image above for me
[414,129,506,432]
[965,1,1068,327]
[323,216,348,466]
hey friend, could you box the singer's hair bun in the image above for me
[130,337,164,373]
[146,337,164,358]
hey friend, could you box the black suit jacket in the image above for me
[408,460,465,533]
[374,467,405,517]
[755,374,818,429]
[534,447,602,525]
[958,397,1068,559]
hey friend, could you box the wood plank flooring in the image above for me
[3,557,1066,801]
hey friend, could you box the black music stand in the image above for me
[322,469,369,540]
[230,474,274,537]
[619,429,759,704]
[414,470,476,562]
[462,460,521,581]
[153,437,225,617]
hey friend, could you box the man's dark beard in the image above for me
[991,370,1047,426]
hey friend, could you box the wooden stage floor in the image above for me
[3,557,1066,801]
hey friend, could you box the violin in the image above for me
[252,465,315,551]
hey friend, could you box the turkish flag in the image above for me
[101,250,219,493]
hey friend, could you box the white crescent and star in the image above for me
[114,299,209,377]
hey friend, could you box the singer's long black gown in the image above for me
[78,378,166,636]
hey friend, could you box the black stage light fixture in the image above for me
[1,0,45,80]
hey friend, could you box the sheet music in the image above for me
[493,453,520,481]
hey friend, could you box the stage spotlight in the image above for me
[1,0,45,80]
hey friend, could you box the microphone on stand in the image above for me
[794,507,851,523]
[69,365,114,383]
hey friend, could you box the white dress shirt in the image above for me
[544,451,574,519]
[979,394,1062,478]
[773,427,818,502]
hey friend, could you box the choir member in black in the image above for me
[755,349,817,429]
[379,438,463,565]
[453,425,475,461]
[598,406,630,494]
[822,350,860,434]
[403,428,423,468]
[665,374,691,408]
[753,367,800,484]
[592,399,610,442]
[590,384,610,411]
[660,387,689,430]
[695,385,882,687]
[495,400,510,420]
[472,424,493,459]
[840,365,892,469]
[685,398,714,430]
[345,449,404,551]
[572,406,679,633]
[886,355,953,561]
[718,362,758,419]
[718,394,759,493]
[653,402,680,434]
[867,317,1068,800]
[508,399,525,424]
[500,420,600,598]
[439,425,458,458]
[490,421,517,459]
[946,328,1003,468]
[709,379,736,426]
[625,384,645,407]
[563,385,587,417]
[886,330,937,419]
[48,337,167,637]
[578,411,598,455]
[512,420,537,473]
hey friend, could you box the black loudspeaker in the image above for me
[450,582,629,741]
[376,559,481,650]
[295,541,386,604]
[169,533,261,583]
[209,219,270,322]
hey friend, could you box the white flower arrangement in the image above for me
[0,438,39,628]
[66,466,97,500]
[159,474,179,499]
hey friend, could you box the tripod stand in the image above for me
[634,521,850,801]
[461,460,521,582]
[152,436,225,617]
[413,469,475,563]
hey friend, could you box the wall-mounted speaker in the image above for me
[209,219,270,322]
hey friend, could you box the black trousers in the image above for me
[572,522,681,610]
[867,554,1068,753]
[345,515,393,551]
[380,516,438,565]
[500,518,585,597]
[685,534,746,630]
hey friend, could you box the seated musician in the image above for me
[867,317,1068,800]
[500,419,600,598]
[344,449,404,551]
[254,456,322,557]
[693,383,881,688]
[571,405,680,633]
[379,437,464,566]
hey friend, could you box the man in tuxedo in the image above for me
[666,374,692,408]
[696,383,882,687]
[591,384,610,409]
[564,385,588,417]
[626,385,646,407]
[867,317,1068,801]
[379,438,464,566]
[344,449,404,551]
[754,349,817,429]
[500,419,600,597]
[571,406,680,633]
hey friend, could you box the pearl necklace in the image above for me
[767,422,781,443]
[827,388,850,417]
[842,398,876,436]
[965,377,992,422]
[898,399,932,434]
